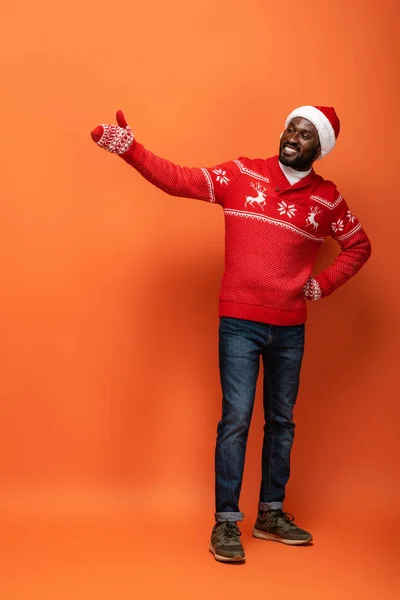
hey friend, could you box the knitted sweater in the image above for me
[121,141,371,325]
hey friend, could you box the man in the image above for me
[91,106,371,563]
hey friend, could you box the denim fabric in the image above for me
[215,317,305,522]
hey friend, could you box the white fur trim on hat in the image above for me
[285,105,336,159]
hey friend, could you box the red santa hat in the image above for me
[285,106,340,159]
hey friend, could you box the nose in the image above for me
[287,131,299,145]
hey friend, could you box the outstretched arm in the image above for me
[91,111,238,205]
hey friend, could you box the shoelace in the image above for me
[220,521,242,540]
[273,510,295,526]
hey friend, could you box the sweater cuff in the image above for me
[314,272,336,298]
[120,139,142,165]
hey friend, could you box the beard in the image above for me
[279,141,320,171]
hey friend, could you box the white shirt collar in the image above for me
[279,161,312,186]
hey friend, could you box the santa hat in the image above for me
[285,106,340,159]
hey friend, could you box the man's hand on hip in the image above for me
[304,277,322,301]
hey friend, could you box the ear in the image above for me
[314,145,323,161]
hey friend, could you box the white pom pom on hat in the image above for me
[285,106,341,159]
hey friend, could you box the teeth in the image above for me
[284,146,297,154]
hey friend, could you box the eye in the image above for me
[302,134,311,140]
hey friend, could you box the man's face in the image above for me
[279,117,321,171]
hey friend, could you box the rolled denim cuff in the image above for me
[258,501,283,512]
[215,511,244,522]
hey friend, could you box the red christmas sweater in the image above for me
[121,141,371,325]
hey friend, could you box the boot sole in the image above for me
[252,528,313,545]
[209,543,246,562]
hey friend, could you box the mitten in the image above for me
[304,277,322,301]
[91,110,134,155]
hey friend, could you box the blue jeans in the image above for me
[215,317,305,522]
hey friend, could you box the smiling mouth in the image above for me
[282,144,299,155]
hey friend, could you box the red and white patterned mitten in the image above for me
[91,110,134,155]
[304,277,322,301]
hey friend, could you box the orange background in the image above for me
[0,0,399,598]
